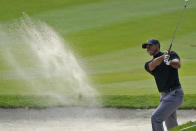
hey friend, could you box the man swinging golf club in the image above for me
[142,0,188,130]
[142,39,184,131]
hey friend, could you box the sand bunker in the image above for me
[0,107,195,131]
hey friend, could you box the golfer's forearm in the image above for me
[149,55,164,71]
[170,59,181,69]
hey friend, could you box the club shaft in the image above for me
[168,1,188,52]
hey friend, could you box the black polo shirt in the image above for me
[144,51,181,92]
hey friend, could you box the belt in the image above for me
[162,86,181,94]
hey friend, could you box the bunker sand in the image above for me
[0,107,195,131]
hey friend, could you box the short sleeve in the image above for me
[144,60,153,75]
[170,51,180,60]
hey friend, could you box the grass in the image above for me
[0,94,194,109]
[101,94,196,109]
[0,0,196,108]
[0,95,89,108]
[170,121,196,131]
[0,0,107,22]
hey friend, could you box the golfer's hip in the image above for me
[160,88,184,103]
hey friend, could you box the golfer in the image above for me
[142,39,184,131]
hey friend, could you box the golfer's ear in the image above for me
[156,44,160,49]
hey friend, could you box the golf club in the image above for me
[168,0,189,53]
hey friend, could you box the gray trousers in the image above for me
[151,88,184,131]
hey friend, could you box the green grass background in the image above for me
[0,0,196,108]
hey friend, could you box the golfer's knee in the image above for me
[151,114,162,123]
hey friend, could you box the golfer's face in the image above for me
[146,44,157,56]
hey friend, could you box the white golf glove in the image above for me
[164,54,171,65]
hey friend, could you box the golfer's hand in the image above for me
[164,51,170,65]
